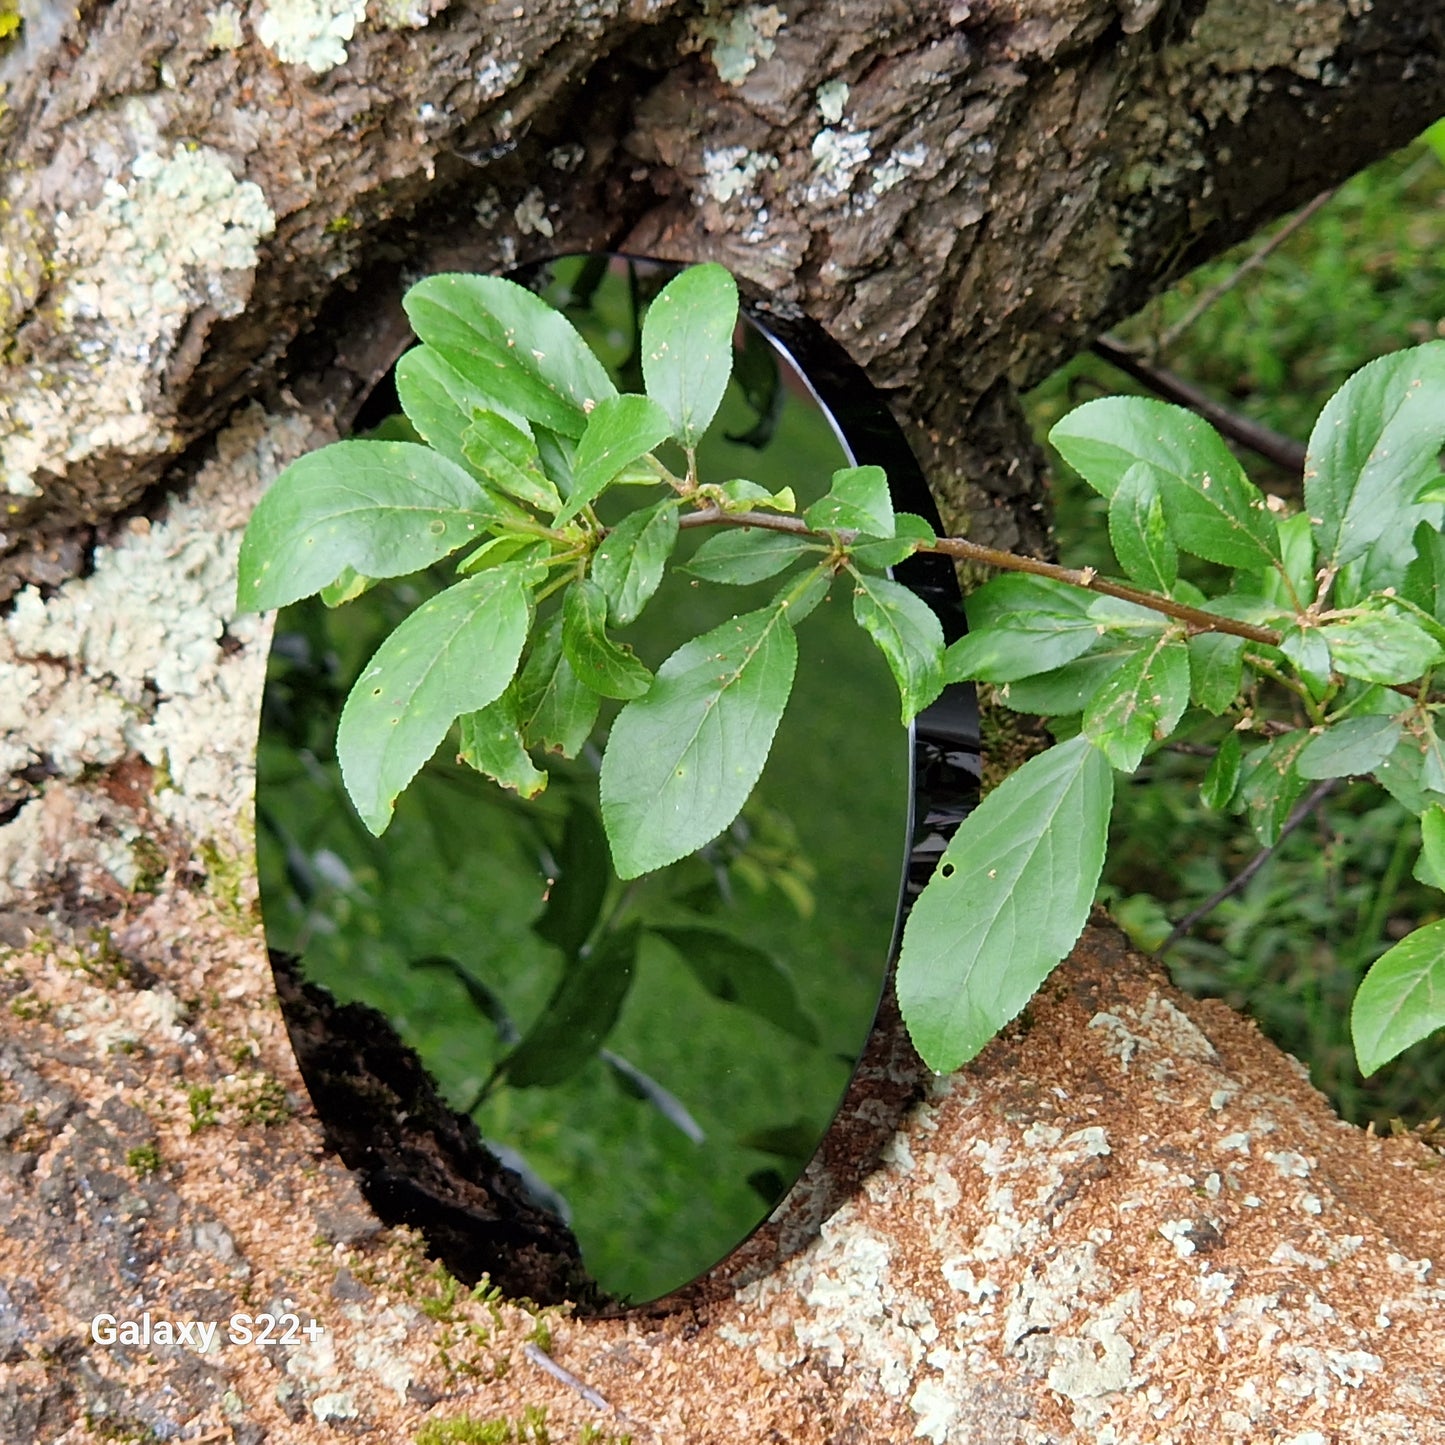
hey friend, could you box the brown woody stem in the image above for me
[675,507,1282,646]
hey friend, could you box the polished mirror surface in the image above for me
[257,256,962,1304]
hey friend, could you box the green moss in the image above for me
[130,836,168,893]
[126,1144,162,1177]
[236,1074,292,1127]
[415,1407,554,1445]
[187,1085,219,1133]
[196,839,251,922]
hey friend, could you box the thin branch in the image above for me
[1090,335,1307,477]
[1153,779,1337,958]
[1157,188,1338,352]
[522,1342,611,1410]
[675,506,1282,645]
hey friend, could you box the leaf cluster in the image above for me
[237,261,1445,1088]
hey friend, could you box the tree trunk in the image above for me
[2,2,1444,1440]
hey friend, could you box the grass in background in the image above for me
[1024,129,1445,1130]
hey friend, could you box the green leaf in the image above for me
[319,565,376,608]
[1320,607,1444,684]
[404,273,616,438]
[534,802,610,960]
[1266,510,1316,610]
[684,528,821,585]
[562,579,654,700]
[516,613,600,757]
[337,566,534,834]
[1351,919,1445,1076]
[641,263,739,447]
[850,513,937,570]
[1083,634,1191,772]
[943,612,1101,684]
[849,571,945,723]
[555,393,675,525]
[601,603,798,878]
[1108,462,1178,592]
[591,499,680,625]
[965,572,1094,629]
[236,441,504,612]
[1296,714,1403,780]
[777,564,832,624]
[457,690,547,799]
[712,478,797,513]
[461,410,563,513]
[1201,730,1242,810]
[502,922,641,1088]
[1187,632,1246,715]
[651,926,819,1044]
[1415,805,1445,889]
[1239,730,1311,845]
[897,736,1113,1072]
[394,345,528,471]
[1376,733,1445,816]
[803,465,895,538]
[1278,625,1332,696]
[1050,397,1279,572]
[456,533,550,576]
[1304,341,1445,578]
[997,648,1133,716]
[1402,520,1445,623]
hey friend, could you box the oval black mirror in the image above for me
[257,255,978,1307]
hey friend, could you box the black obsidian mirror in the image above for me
[257,255,978,1307]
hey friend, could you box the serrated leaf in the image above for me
[943,612,1102,684]
[1416,805,1445,889]
[1108,461,1178,592]
[777,564,832,624]
[1050,396,1279,572]
[1351,919,1445,1076]
[1403,520,1445,623]
[641,263,739,447]
[965,572,1094,630]
[651,925,819,1044]
[1305,341,1445,579]
[237,441,505,612]
[850,512,937,570]
[557,393,674,525]
[1239,730,1311,845]
[897,735,1113,1072]
[502,922,641,1088]
[1187,632,1246,714]
[591,499,680,625]
[850,571,945,723]
[457,690,547,799]
[1423,722,1445,795]
[534,801,609,960]
[1296,714,1403,780]
[394,344,528,472]
[1268,510,1316,610]
[1083,634,1191,771]
[515,613,600,757]
[804,465,895,538]
[461,410,563,513]
[684,528,821,585]
[601,603,798,878]
[562,579,654,700]
[403,272,616,438]
[337,566,534,834]
[1320,607,1444,684]
[1201,730,1242,810]
[1376,733,1445,816]
[997,648,1133,716]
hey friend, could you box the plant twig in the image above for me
[522,1341,611,1410]
[1090,336,1307,477]
[675,507,1282,645]
[1153,779,1337,957]
[1157,188,1337,352]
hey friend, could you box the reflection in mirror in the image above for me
[257,256,975,1306]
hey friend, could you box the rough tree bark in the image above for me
[2,2,1444,1441]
